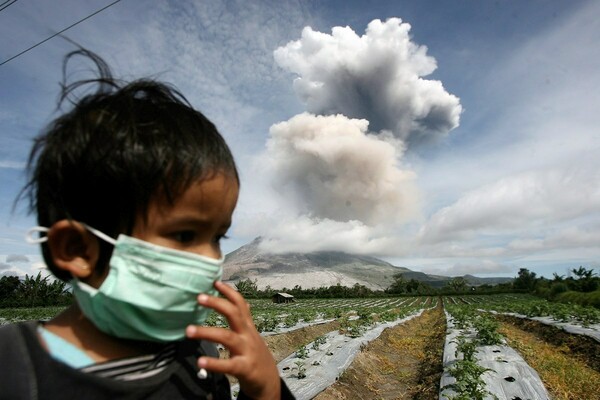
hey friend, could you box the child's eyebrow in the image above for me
[165,216,232,230]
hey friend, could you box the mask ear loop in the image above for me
[26,227,49,244]
[80,223,118,246]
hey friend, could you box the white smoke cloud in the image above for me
[254,17,465,254]
[274,18,462,147]
[419,163,600,245]
[266,113,419,226]
[256,216,405,255]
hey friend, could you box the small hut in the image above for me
[272,292,295,304]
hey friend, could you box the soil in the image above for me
[224,302,600,399]
[496,314,600,373]
[313,302,446,400]
[264,321,342,363]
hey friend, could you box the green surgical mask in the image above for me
[28,225,223,342]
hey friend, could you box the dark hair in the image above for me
[20,49,238,281]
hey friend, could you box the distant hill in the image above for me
[223,238,513,290]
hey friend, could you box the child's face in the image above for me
[131,172,239,260]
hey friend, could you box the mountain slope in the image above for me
[224,237,410,290]
[223,238,513,290]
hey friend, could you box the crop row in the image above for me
[441,303,550,400]
[449,293,600,327]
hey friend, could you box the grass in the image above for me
[499,321,600,400]
[0,306,65,324]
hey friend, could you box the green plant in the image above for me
[453,336,478,361]
[295,361,306,379]
[445,333,497,400]
[311,335,327,350]
[296,344,309,359]
[473,314,502,346]
[444,359,496,400]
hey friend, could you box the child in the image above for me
[0,49,294,399]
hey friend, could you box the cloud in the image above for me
[0,161,26,170]
[0,262,11,270]
[251,215,410,256]
[6,254,30,263]
[508,226,600,253]
[423,260,513,277]
[274,18,462,147]
[265,113,420,225]
[419,163,600,244]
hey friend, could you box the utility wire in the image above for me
[0,0,122,67]
[0,0,18,13]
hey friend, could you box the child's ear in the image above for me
[46,220,100,279]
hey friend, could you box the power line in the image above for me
[0,0,122,67]
[0,0,18,13]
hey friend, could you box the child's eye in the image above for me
[214,234,229,244]
[173,231,196,243]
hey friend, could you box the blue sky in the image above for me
[1,0,599,280]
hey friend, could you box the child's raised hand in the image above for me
[186,280,281,400]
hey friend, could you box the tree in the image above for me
[446,277,468,292]
[386,273,408,294]
[0,275,20,301]
[234,278,259,298]
[513,268,537,291]
[569,266,598,292]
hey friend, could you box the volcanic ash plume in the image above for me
[274,17,462,147]
[266,113,419,226]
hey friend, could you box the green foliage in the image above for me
[1,273,72,308]
[0,276,20,300]
[338,316,366,338]
[513,268,537,291]
[295,361,306,379]
[311,335,327,351]
[445,333,497,400]
[295,344,309,359]
[255,314,279,332]
[0,306,64,324]
[556,290,600,308]
[444,359,496,400]
[473,315,502,346]
[385,274,435,295]
[284,313,300,328]
[570,267,598,292]
[234,278,259,298]
[445,277,469,293]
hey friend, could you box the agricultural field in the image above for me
[1,294,599,399]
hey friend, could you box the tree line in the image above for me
[512,266,599,307]
[1,266,597,308]
[234,266,599,309]
[0,273,72,307]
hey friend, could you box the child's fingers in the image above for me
[185,325,247,353]
[213,280,248,309]
[198,284,253,332]
[186,325,231,343]
[197,355,245,377]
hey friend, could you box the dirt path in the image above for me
[497,315,600,372]
[264,320,341,363]
[313,302,446,400]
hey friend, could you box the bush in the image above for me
[556,290,600,308]
[549,282,568,298]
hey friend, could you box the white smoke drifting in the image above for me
[274,18,462,147]
[254,18,462,254]
[266,113,418,225]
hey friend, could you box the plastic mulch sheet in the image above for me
[440,311,551,400]
[486,310,600,343]
[231,309,427,400]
